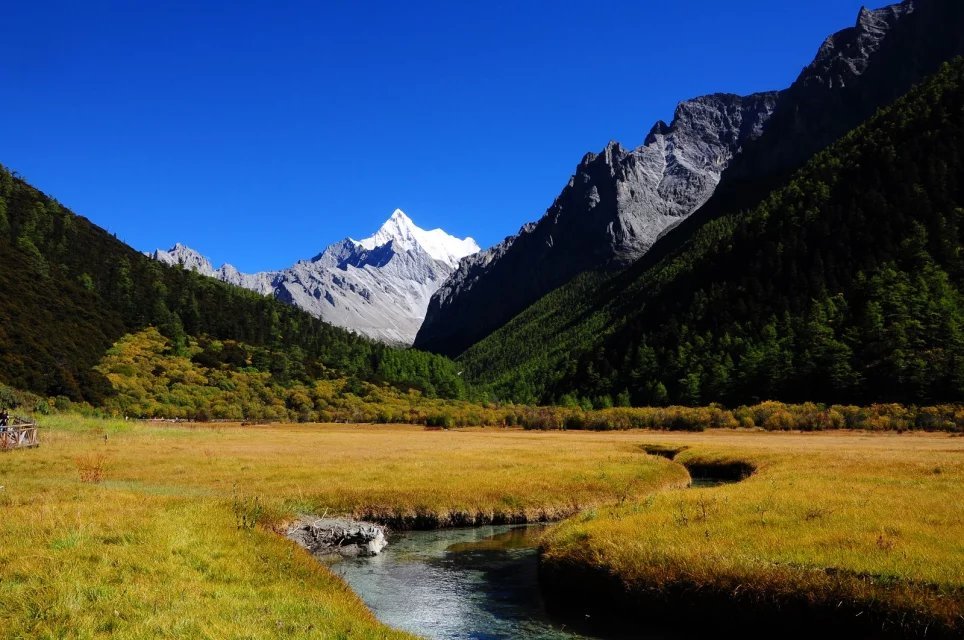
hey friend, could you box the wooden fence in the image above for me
[0,423,39,450]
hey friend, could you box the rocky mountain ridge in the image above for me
[415,0,960,358]
[151,210,479,345]
[415,88,779,356]
[702,0,959,198]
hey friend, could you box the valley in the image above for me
[0,0,962,638]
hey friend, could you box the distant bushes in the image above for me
[516,401,964,433]
[238,399,964,433]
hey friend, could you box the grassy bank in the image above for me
[541,431,964,638]
[0,415,685,638]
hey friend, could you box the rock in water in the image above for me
[286,518,388,558]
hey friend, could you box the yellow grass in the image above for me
[5,418,961,637]
[0,416,685,638]
[542,430,964,634]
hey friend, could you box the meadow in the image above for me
[1,417,960,638]
[541,430,964,637]
[0,416,685,638]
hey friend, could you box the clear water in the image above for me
[325,525,656,640]
[689,476,728,488]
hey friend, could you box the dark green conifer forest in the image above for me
[0,168,465,404]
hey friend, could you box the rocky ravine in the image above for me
[151,209,479,345]
[415,0,962,358]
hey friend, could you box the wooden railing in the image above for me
[0,423,39,451]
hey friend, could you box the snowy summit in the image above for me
[150,210,480,345]
[352,209,480,269]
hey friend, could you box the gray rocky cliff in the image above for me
[150,243,217,278]
[415,92,778,356]
[805,2,915,92]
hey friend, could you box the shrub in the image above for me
[53,396,72,412]
[764,410,795,431]
[0,386,19,410]
[426,414,455,428]
[75,454,108,484]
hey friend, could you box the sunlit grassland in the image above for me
[542,430,964,634]
[0,415,686,638]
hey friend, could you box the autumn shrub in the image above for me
[425,414,454,428]
[75,454,108,483]
[748,401,789,426]
[763,410,795,431]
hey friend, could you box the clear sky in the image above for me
[1,0,876,272]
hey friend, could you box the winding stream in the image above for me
[325,524,656,640]
[324,467,744,638]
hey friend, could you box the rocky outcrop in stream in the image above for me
[286,518,388,558]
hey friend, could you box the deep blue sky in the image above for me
[1,0,875,272]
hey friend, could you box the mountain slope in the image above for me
[646,0,964,271]
[0,173,465,402]
[459,58,964,406]
[152,210,479,345]
[417,0,964,358]
[415,92,778,356]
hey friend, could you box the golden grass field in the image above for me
[1,417,961,638]
[0,416,686,639]
[542,430,964,636]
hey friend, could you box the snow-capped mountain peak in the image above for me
[150,209,480,345]
[353,208,480,269]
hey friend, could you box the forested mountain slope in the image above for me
[647,0,964,271]
[460,59,964,407]
[418,0,964,359]
[0,169,464,403]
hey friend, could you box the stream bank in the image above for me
[537,557,954,640]
[536,453,956,640]
[288,452,757,638]
[299,460,746,638]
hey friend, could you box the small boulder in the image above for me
[287,517,387,558]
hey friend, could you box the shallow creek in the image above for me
[324,471,741,639]
[324,524,656,640]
